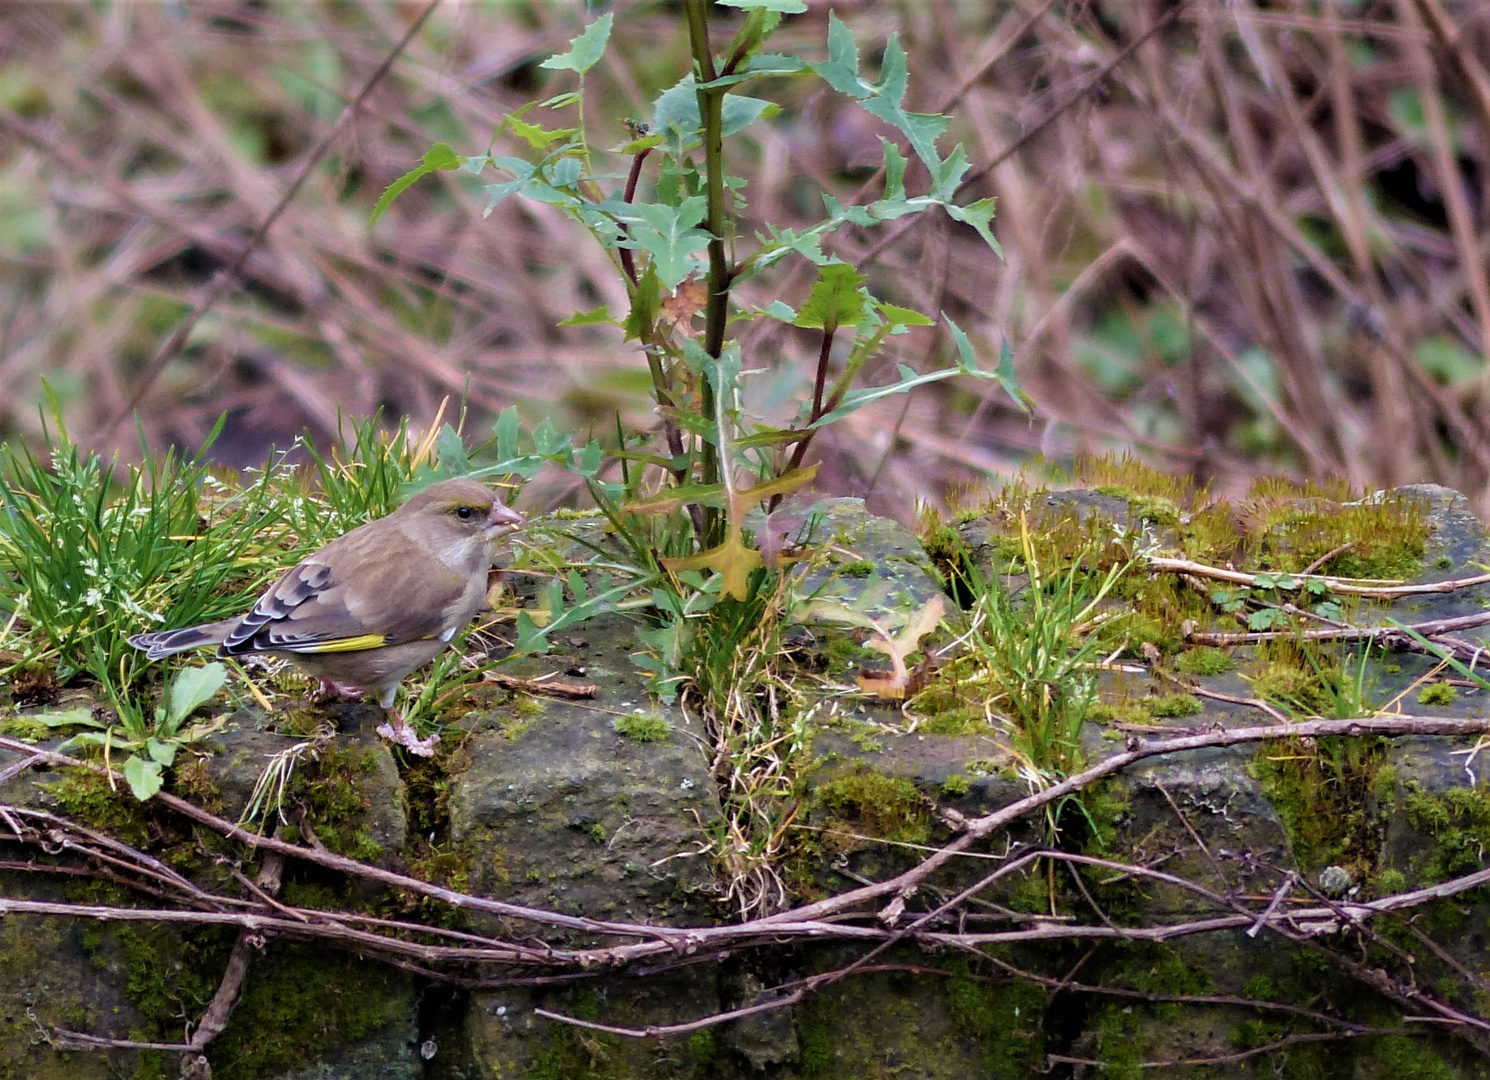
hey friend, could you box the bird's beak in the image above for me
[486,502,526,534]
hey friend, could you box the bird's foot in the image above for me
[311,678,365,704]
[375,707,440,758]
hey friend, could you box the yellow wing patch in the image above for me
[294,634,389,653]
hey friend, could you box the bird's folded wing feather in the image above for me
[221,532,471,656]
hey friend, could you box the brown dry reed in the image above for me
[3,1,1490,514]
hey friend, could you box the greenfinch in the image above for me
[130,478,524,756]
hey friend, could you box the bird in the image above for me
[130,478,524,757]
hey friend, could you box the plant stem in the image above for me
[770,324,837,511]
[684,0,728,544]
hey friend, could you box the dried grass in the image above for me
[3,1,1490,512]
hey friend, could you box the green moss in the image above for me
[1249,655,1331,713]
[1118,612,1182,657]
[941,774,970,797]
[1416,682,1458,706]
[1124,494,1181,528]
[817,767,929,846]
[944,966,1045,1077]
[1373,764,1399,808]
[1175,646,1234,676]
[913,705,989,736]
[819,629,877,677]
[1367,1034,1459,1080]
[1253,734,1386,874]
[797,997,834,1076]
[1399,780,1490,882]
[837,558,876,577]
[511,695,547,720]
[0,714,61,741]
[686,1028,717,1066]
[1006,867,1050,914]
[1070,453,1202,505]
[42,768,152,848]
[1242,974,1277,1000]
[275,707,328,738]
[112,925,232,1045]
[1376,868,1407,895]
[1087,700,1153,726]
[207,948,412,1080]
[611,713,671,742]
[281,743,385,861]
[1088,1003,1145,1080]
[1149,693,1201,718]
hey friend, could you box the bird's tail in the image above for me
[129,620,237,660]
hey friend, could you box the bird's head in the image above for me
[398,478,525,565]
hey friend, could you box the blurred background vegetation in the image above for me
[3,0,1490,518]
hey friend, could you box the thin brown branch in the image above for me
[481,671,598,698]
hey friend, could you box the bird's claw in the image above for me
[312,678,364,704]
[376,720,440,758]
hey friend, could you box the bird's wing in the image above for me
[220,530,473,657]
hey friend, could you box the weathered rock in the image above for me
[0,913,144,1080]
[5,484,1490,1079]
[464,968,722,1079]
[447,612,722,933]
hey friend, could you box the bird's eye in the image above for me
[456,505,474,520]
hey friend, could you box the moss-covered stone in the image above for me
[207,946,418,1080]
[446,613,720,933]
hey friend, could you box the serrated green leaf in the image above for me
[484,158,537,215]
[945,314,978,373]
[532,417,565,456]
[539,12,613,74]
[812,12,869,99]
[653,76,703,147]
[558,305,617,327]
[878,302,934,328]
[811,360,993,430]
[741,53,806,77]
[762,300,797,321]
[794,263,866,330]
[858,35,949,173]
[619,197,712,290]
[165,662,226,728]
[932,143,972,200]
[624,265,662,341]
[435,425,471,474]
[718,0,806,11]
[508,116,577,151]
[946,197,1002,257]
[577,439,604,477]
[614,134,664,155]
[369,142,461,226]
[651,75,777,150]
[515,611,550,655]
[722,96,777,136]
[881,138,907,201]
[123,755,164,802]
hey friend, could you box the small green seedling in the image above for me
[26,662,229,800]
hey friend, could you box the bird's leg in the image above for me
[311,678,364,704]
[375,704,440,758]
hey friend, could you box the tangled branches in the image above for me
[4,713,1490,1070]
